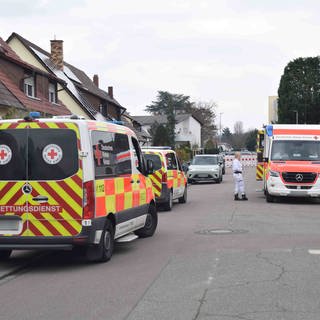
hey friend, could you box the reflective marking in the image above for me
[308,250,320,255]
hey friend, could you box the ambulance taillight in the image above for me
[83,180,95,219]
[162,171,167,183]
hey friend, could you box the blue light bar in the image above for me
[266,125,273,136]
[29,111,40,119]
[108,120,124,125]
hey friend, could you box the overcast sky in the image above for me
[1,0,320,132]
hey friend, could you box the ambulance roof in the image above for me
[0,118,135,136]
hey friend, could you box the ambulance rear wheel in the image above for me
[86,220,114,263]
[163,190,173,211]
[0,249,12,260]
[179,186,187,203]
[134,204,158,238]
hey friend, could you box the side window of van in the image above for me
[166,153,177,170]
[92,131,115,178]
[131,137,145,174]
[92,131,132,178]
[114,133,132,175]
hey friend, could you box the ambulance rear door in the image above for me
[0,121,83,237]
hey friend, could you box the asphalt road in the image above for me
[1,166,320,320]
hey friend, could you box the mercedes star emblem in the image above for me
[22,183,32,194]
[295,174,303,182]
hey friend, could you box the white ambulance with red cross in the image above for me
[0,114,157,262]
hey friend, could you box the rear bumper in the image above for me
[0,217,107,250]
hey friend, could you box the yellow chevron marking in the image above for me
[41,181,82,216]
[0,182,25,205]
[39,213,73,236]
[65,175,82,196]
[29,214,53,236]
[0,123,11,130]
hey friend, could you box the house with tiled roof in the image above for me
[132,113,202,147]
[6,32,125,121]
[0,37,71,118]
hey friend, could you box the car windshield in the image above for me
[192,156,218,165]
[271,140,320,161]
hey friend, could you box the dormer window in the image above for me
[24,76,35,97]
[49,83,57,103]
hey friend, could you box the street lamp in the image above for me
[292,110,298,124]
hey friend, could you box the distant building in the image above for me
[268,96,278,123]
[131,114,202,148]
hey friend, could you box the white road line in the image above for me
[308,250,320,255]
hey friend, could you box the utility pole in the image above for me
[219,112,223,142]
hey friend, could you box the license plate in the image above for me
[198,174,208,178]
[0,217,22,234]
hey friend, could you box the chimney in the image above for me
[108,86,113,99]
[93,74,99,87]
[50,39,64,70]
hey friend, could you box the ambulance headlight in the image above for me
[269,170,280,177]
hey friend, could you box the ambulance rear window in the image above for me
[0,129,78,181]
[143,154,162,171]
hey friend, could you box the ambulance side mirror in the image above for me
[146,159,154,174]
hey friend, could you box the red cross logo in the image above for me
[47,149,58,160]
[0,149,7,160]
[42,144,63,164]
[94,145,102,165]
[0,145,12,165]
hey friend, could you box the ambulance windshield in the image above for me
[0,129,79,180]
[271,140,320,161]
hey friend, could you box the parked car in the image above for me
[187,154,223,184]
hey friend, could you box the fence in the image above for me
[225,153,257,168]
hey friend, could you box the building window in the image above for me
[49,83,57,103]
[24,76,35,98]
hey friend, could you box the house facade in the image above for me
[132,114,202,147]
[6,33,125,121]
[0,37,71,118]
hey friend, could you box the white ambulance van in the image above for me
[0,114,157,262]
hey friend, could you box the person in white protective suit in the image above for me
[232,152,248,201]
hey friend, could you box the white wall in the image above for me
[175,116,201,147]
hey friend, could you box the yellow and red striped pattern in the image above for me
[95,174,154,216]
[0,121,83,237]
[256,163,264,181]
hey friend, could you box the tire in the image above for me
[216,176,221,184]
[135,204,158,238]
[266,189,274,203]
[0,249,12,260]
[163,190,173,211]
[178,186,187,203]
[86,220,115,263]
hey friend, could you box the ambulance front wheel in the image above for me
[86,220,115,263]
[0,249,12,260]
[134,204,158,238]
[266,189,274,203]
